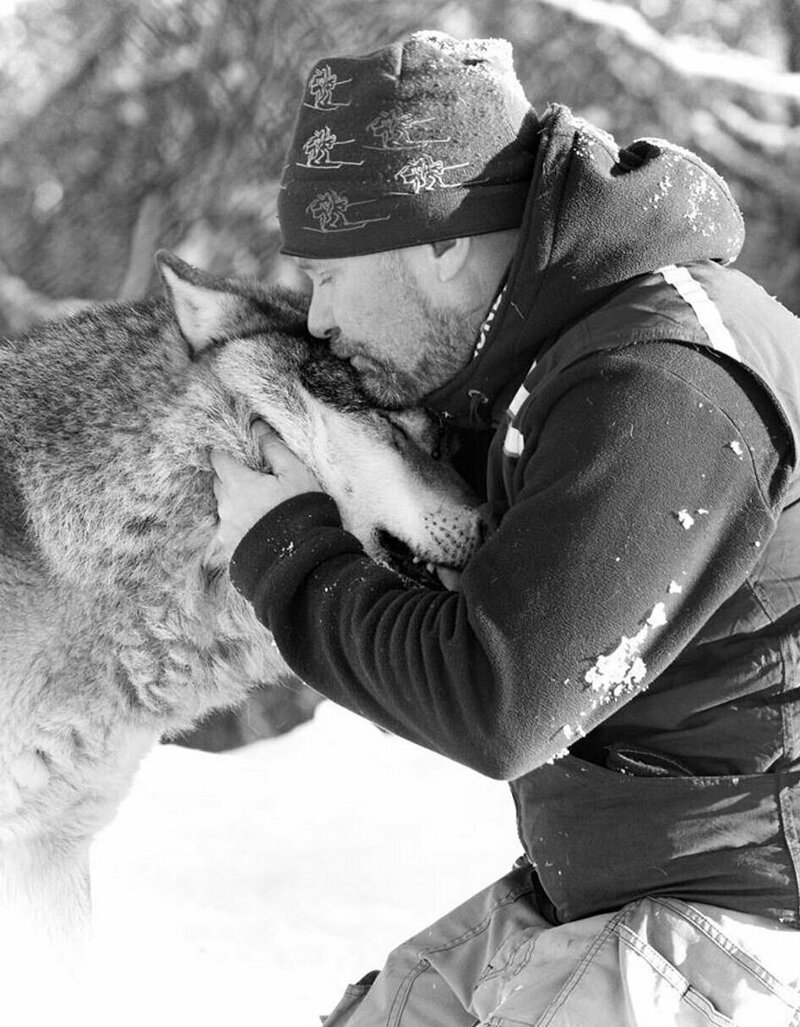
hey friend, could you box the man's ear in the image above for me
[430,237,471,283]
[156,250,245,355]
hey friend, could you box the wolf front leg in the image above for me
[0,832,92,1024]
[0,721,158,1017]
[0,740,93,953]
[0,830,91,944]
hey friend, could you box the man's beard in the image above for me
[336,306,476,409]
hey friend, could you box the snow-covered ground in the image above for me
[87,702,520,1026]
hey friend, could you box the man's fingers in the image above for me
[251,419,276,468]
[252,419,293,473]
[250,419,274,442]
[209,433,313,489]
[209,448,241,478]
[256,432,306,478]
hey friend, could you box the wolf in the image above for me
[0,252,480,962]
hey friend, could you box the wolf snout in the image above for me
[428,504,484,565]
[403,503,483,570]
[372,501,482,578]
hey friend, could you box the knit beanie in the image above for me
[278,31,538,258]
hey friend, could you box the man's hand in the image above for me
[210,421,322,558]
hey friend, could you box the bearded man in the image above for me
[211,30,800,1025]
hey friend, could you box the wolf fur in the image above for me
[0,252,480,964]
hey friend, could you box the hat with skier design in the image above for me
[278,31,539,258]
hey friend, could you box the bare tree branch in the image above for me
[779,0,800,74]
[0,9,131,150]
[689,109,800,209]
[709,100,800,156]
[118,191,168,300]
[533,0,800,99]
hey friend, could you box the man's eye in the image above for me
[300,269,329,288]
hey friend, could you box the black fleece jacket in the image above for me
[229,106,792,780]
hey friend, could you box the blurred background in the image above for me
[2,0,799,748]
[3,0,800,322]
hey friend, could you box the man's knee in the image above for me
[319,863,543,1026]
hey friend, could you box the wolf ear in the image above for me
[156,250,245,355]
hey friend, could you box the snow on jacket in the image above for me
[231,106,800,925]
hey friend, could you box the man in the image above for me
[211,30,800,1025]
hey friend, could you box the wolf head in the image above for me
[3,257,482,721]
[157,251,482,572]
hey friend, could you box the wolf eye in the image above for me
[390,422,408,449]
[378,416,413,452]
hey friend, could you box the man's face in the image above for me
[296,249,476,407]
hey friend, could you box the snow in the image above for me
[88,702,520,1026]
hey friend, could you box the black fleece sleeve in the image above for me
[230,344,784,779]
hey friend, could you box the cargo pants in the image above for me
[321,861,800,1026]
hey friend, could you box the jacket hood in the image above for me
[426,104,746,426]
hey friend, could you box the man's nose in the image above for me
[307,291,335,340]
